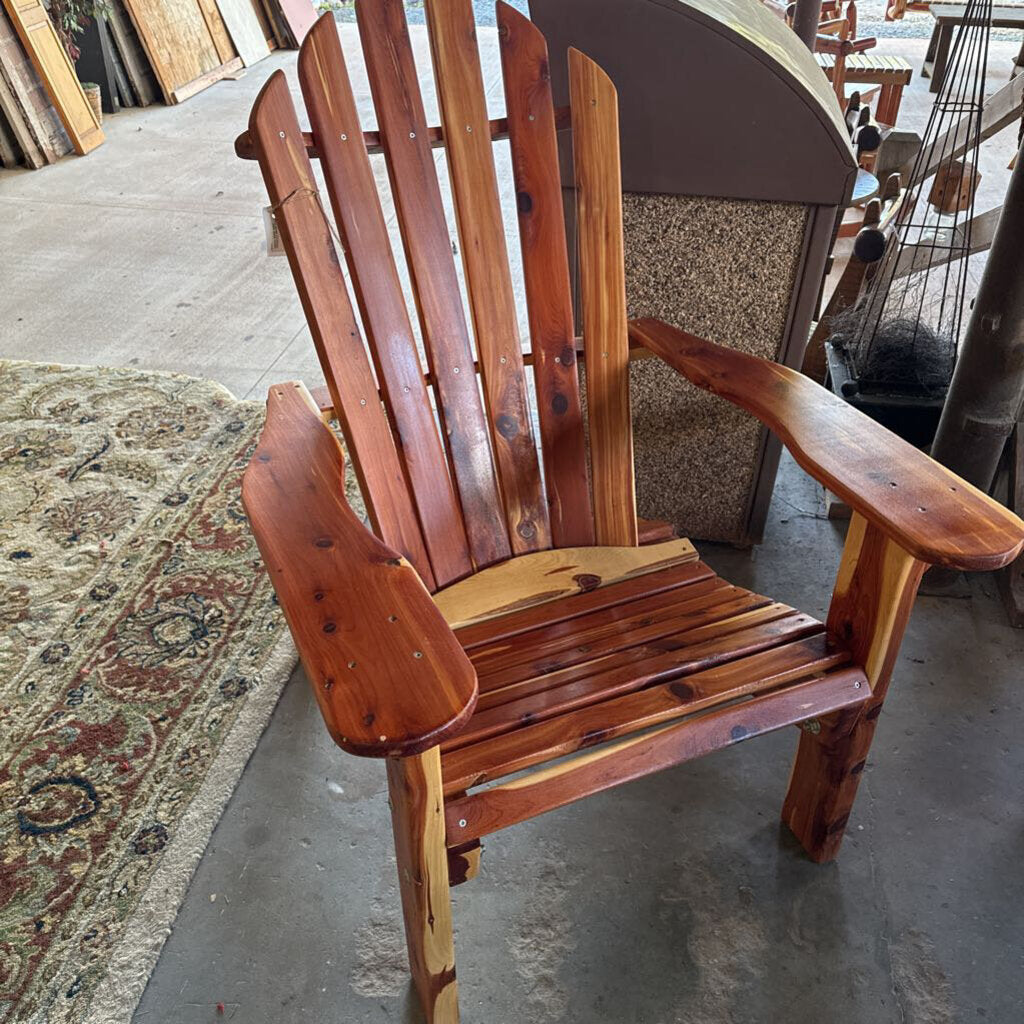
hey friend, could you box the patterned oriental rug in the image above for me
[0,361,300,1023]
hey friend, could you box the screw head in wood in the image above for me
[458,819,467,828]
[453,366,460,374]
[348,661,357,669]
[528,113,535,121]
[854,681,862,689]
[466,124,472,132]
[413,651,423,659]
[409,131,416,139]
[340,133,348,140]
[279,131,286,138]
[359,398,366,406]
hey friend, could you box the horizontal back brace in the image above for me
[234,106,572,161]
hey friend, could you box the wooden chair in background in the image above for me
[237,3,1024,1020]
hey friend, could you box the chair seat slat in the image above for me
[298,15,474,589]
[247,71,435,588]
[424,0,551,555]
[357,0,511,571]
[498,3,595,547]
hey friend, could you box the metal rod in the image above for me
[930,133,1024,491]
[792,0,824,51]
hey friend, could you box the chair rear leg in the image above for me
[386,747,460,1022]
[783,514,925,862]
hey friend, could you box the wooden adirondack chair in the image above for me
[237,4,1024,1020]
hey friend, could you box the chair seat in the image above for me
[816,52,914,83]
[439,550,867,797]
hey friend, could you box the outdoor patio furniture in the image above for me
[816,52,914,124]
[924,1,1024,92]
[237,3,1024,1020]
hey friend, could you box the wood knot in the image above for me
[516,190,533,214]
[730,724,749,741]
[669,681,694,702]
[496,414,519,439]
[573,573,601,592]
[517,520,536,540]
[314,536,333,548]
[551,393,569,415]
[322,621,336,634]
[559,345,576,367]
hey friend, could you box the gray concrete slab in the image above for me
[2,24,1024,1024]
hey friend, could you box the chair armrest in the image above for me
[241,382,477,757]
[629,318,1024,572]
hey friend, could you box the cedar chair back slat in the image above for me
[568,47,639,547]
[251,5,640,589]
[298,18,475,588]
[356,0,512,572]
[424,0,551,555]
[497,2,595,547]
[246,71,437,588]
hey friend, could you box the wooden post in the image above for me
[386,747,459,1023]
[782,514,925,861]
[793,0,824,51]
[930,134,1024,498]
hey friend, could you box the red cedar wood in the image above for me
[444,671,869,844]
[630,319,1024,571]
[247,70,435,586]
[423,0,550,554]
[241,382,477,757]
[454,559,716,650]
[783,515,925,860]
[455,609,822,745]
[497,1,595,546]
[386,749,459,1020]
[232,105,574,162]
[470,587,772,695]
[442,636,857,793]
[297,14,474,589]
[569,48,638,547]
[356,0,511,570]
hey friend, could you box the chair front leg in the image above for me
[783,513,926,862]
[386,746,460,1022]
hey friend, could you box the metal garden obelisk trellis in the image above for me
[833,0,993,398]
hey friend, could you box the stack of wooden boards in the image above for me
[0,0,315,169]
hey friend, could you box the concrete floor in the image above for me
[3,25,1024,1024]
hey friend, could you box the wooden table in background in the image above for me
[923,2,1024,93]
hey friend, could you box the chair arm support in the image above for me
[242,382,477,757]
[629,318,1024,572]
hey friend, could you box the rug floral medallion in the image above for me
[0,361,306,1023]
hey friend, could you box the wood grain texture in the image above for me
[569,48,637,546]
[248,71,435,584]
[498,1,593,547]
[433,538,696,629]
[782,514,925,861]
[424,0,549,555]
[298,14,473,589]
[214,0,269,66]
[241,381,477,758]
[631,319,1024,571]
[357,0,510,571]
[233,104,573,161]
[2,0,103,154]
[454,557,715,650]
[387,748,459,1022]
[444,671,868,844]
[121,0,234,104]
[442,639,859,793]
[458,608,822,741]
